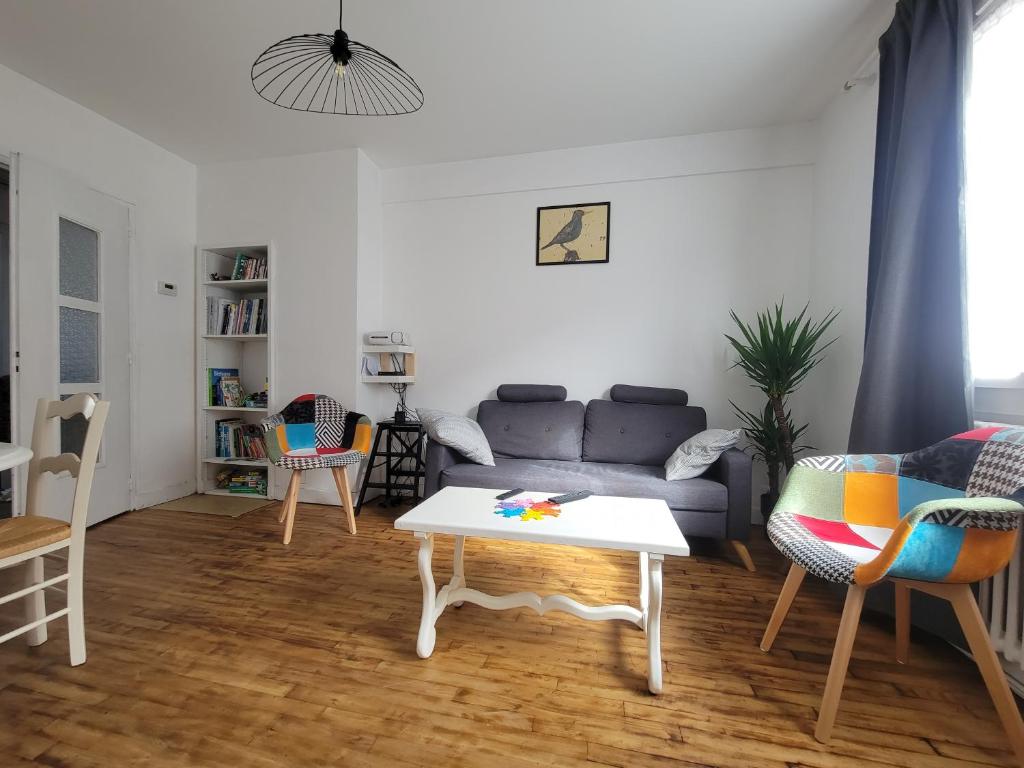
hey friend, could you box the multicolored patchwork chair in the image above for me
[760,427,1024,763]
[262,394,372,545]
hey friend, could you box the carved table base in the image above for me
[413,532,665,693]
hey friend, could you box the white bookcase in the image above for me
[195,243,275,500]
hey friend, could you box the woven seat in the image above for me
[0,516,70,560]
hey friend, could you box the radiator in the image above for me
[979,536,1024,696]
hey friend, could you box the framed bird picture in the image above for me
[536,202,610,266]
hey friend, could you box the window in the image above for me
[57,217,102,455]
[966,0,1024,383]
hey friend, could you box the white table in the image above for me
[0,442,32,472]
[394,486,689,693]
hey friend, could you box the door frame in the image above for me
[4,150,140,516]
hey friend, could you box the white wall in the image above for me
[0,63,197,508]
[381,125,818,446]
[806,79,879,455]
[198,149,367,504]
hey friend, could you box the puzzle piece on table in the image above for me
[493,497,562,522]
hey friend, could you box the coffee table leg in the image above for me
[647,554,664,694]
[452,535,466,608]
[415,532,437,658]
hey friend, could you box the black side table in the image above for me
[356,419,426,512]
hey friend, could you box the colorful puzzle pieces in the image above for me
[493,497,561,522]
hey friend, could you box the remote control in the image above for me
[495,488,524,500]
[547,490,593,505]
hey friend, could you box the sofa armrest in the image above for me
[423,438,466,498]
[705,448,753,541]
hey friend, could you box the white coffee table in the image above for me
[394,486,689,693]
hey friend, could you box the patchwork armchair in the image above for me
[760,427,1024,762]
[262,394,372,545]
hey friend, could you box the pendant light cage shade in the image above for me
[252,33,423,116]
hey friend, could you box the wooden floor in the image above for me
[0,500,1018,767]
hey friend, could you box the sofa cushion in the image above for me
[610,384,688,406]
[496,384,567,402]
[583,400,707,466]
[440,458,727,512]
[477,400,585,461]
[417,408,495,466]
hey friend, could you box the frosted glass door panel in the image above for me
[59,217,99,301]
[59,306,100,383]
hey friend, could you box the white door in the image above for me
[13,153,131,524]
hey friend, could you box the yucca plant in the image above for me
[731,401,811,500]
[725,302,838,473]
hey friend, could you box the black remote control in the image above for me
[547,490,593,505]
[495,488,524,500]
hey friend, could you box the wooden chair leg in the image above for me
[948,583,1024,766]
[894,582,910,665]
[282,470,302,546]
[67,548,86,666]
[815,584,866,743]
[278,470,299,524]
[24,556,47,647]
[332,467,357,535]
[761,564,805,652]
[730,540,756,572]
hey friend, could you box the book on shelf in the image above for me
[205,296,268,336]
[230,253,268,281]
[219,376,246,408]
[214,419,268,460]
[215,466,268,495]
[207,368,238,406]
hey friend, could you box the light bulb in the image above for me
[335,61,346,78]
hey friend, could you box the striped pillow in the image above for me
[417,408,495,466]
[665,429,741,481]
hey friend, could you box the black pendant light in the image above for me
[251,0,423,116]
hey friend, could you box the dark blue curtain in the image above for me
[849,0,974,454]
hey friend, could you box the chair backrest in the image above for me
[25,394,110,537]
[262,393,372,459]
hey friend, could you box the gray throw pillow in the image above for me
[665,428,741,481]
[417,408,495,466]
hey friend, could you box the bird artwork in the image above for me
[541,209,586,253]
[536,203,610,266]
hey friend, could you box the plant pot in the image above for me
[760,491,780,530]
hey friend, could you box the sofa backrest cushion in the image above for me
[496,384,567,402]
[477,399,585,461]
[583,400,708,466]
[610,384,688,406]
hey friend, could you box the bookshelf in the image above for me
[195,243,275,500]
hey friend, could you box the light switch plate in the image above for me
[157,281,177,296]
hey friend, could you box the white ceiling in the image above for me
[0,1,891,168]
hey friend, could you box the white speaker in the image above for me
[366,330,409,345]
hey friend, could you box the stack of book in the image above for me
[205,297,267,336]
[224,469,268,496]
[215,419,268,459]
[231,253,268,280]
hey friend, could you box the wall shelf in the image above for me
[361,344,416,385]
[361,375,416,384]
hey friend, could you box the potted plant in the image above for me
[726,302,838,520]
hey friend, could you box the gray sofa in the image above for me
[423,384,754,569]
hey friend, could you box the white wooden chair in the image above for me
[0,394,109,666]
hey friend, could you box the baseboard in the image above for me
[134,479,195,510]
[297,486,345,506]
